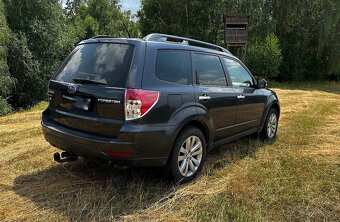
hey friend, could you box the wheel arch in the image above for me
[177,120,209,146]
[260,99,280,131]
[270,102,280,118]
[165,117,211,165]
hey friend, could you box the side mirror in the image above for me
[257,78,268,88]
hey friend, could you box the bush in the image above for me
[246,34,282,79]
[6,33,43,108]
[0,97,11,116]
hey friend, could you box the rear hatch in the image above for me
[48,42,134,138]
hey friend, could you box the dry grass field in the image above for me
[0,82,339,222]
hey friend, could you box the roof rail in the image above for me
[143,33,230,53]
[91,35,117,39]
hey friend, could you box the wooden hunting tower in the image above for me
[224,15,249,59]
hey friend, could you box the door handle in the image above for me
[199,95,211,100]
[237,95,245,99]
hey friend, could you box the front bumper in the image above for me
[41,112,170,166]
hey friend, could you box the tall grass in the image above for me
[0,82,339,221]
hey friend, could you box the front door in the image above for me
[221,57,266,134]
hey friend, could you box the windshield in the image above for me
[55,43,134,87]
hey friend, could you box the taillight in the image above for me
[125,89,159,120]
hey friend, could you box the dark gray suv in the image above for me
[42,34,280,182]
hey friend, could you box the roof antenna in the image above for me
[120,19,131,38]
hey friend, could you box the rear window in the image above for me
[156,50,189,84]
[55,43,134,87]
[193,53,227,86]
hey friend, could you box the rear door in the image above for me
[48,42,135,138]
[221,57,266,134]
[192,52,237,141]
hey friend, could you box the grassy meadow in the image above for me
[0,82,339,221]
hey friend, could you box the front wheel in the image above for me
[261,108,279,140]
[167,127,206,183]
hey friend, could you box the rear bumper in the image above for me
[41,111,171,166]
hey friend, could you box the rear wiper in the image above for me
[72,78,107,85]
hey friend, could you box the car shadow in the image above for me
[12,136,269,221]
[206,135,273,171]
[13,159,173,221]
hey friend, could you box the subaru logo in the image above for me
[68,84,77,94]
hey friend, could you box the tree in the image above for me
[6,33,41,108]
[273,0,339,80]
[246,34,282,79]
[138,0,224,43]
[138,0,340,80]
[64,0,85,18]
[4,0,68,108]
[0,0,14,115]
[64,0,140,44]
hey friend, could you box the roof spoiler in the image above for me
[91,35,117,39]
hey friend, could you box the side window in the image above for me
[193,53,227,86]
[222,58,254,87]
[156,50,189,84]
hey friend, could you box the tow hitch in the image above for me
[53,151,78,163]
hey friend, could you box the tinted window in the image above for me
[55,43,134,87]
[222,58,254,87]
[193,54,226,86]
[156,50,189,84]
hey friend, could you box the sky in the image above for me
[120,0,141,14]
[61,0,141,14]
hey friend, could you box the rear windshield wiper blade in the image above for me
[72,78,107,85]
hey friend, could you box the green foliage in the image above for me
[222,0,339,80]
[65,0,140,42]
[1,0,140,111]
[0,96,11,116]
[0,0,337,114]
[246,34,282,79]
[139,0,339,80]
[6,33,42,108]
[0,0,14,105]
[85,16,100,35]
[5,0,67,71]
[138,0,223,43]
[274,0,339,80]
[4,0,71,108]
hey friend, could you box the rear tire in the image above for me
[260,108,278,140]
[166,127,206,183]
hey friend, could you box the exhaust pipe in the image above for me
[54,151,78,163]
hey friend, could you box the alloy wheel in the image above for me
[267,113,278,138]
[178,136,203,177]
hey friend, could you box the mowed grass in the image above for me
[0,82,339,222]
